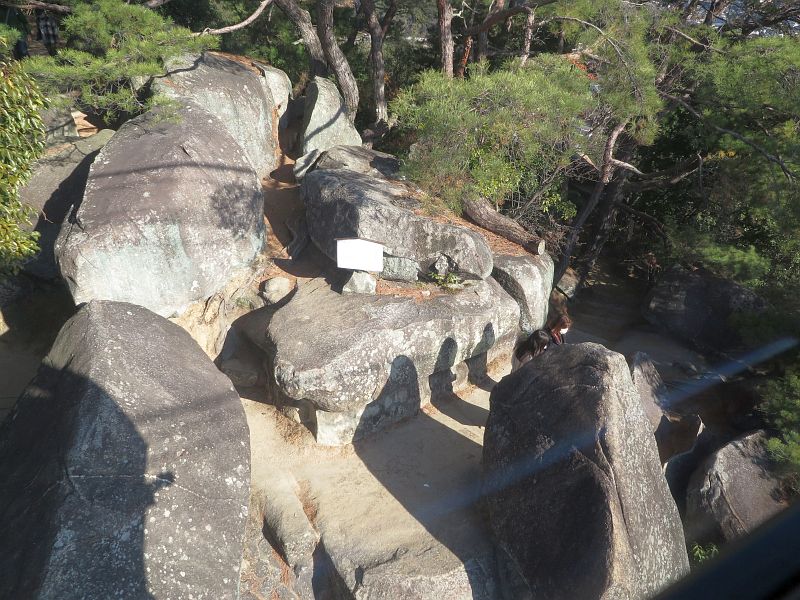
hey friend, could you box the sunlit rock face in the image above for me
[484,342,689,599]
[55,101,264,318]
[263,277,520,445]
[155,52,280,179]
[298,77,362,156]
[302,169,494,281]
[0,300,250,599]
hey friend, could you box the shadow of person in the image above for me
[351,344,501,598]
[0,364,171,599]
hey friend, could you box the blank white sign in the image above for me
[337,238,384,272]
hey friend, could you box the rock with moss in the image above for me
[55,102,264,318]
[302,169,494,281]
[155,52,280,178]
[260,277,519,445]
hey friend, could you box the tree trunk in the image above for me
[703,0,731,25]
[554,120,628,284]
[476,0,505,62]
[462,197,546,255]
[576,175,626,289]
[317,0,360,120]
[274,0,328,77]
[519,9,535,65]
[361,0,396,125]
[455,36,473,78]
[437,0,454,78]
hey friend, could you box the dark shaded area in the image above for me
[0,363,167,599]
[349,335,503,598]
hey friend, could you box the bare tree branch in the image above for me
[0,0,71,14]
[662,25,727,53]
[660,91,797,181]
[194,0,272,36]
[463,0,557,36]
[143,0,174,8]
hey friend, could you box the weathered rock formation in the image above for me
[492,253,554,334]
[20,130,114,280]
[155,52,279,178]
[0,301,250,599]
[685,430,786,545]
[254,61,292,129]
[55,102,264,318]
[295,144,400,180]
[303,169,494,280]
[298,77,361,157]
[484,343,689,599]
[260,277,519,445]
[644,265,768,355]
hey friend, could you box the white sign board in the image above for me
[336,238,384,272]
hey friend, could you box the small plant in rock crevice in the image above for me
[690,542,719,566]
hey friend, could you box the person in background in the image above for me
[3,7,30,59]
[35,9,58,56]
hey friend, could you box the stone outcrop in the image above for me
[55,101,264,318]
[631,351,668,432]
[685,430,786,545]
[20,130,114,280]
[295,144,400,180]
[155,52,280,178]
[261,277,519,445]
[492,253,554,334]
[484,343,689,599]
[41,106,78,145]
[253,61,292,129]
[303,169,494,280]
[298,77,361,157]
[0,301,250,599]
[643,265,768,354]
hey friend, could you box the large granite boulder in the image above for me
[55,101,264,318]
[483,343,689,599]
[262,277,519,445]
[492,253,554,334]
[303,169,494,280]
[155,52,279,178]
[298,77,361,156]
[20,130,114,280]
[0,300,250,599]
[643,265,768,355]
[685,430,786,545]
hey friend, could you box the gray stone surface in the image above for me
[264,277,519,445]
[299,78,361,156]
[644,265,768,355]
[55,101,264,318]
[155,52,278,178]
[492,253,554,334]
[685,430,786,545]
[292,149,321,181]
[631,351,668,432]
[484,343,689,599]
[20,130,114,280]
[260,276,295,305]
[342,270,377,294]
[41,106,78,145]
[382,254,420,281]
[315,145,400,178]
[303,169,494,280]
[0,300,250,599]
[253,61,292,128]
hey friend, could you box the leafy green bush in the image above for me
[0,35,46,276]
[690,542,719,566]
[391,56,593,224]
[763,367,800,479]
[24,0,215,123]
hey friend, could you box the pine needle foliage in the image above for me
[23,0,215,124]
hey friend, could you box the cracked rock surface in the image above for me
[0,300,250,599]
[484,343,689,599]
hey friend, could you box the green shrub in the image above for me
[24,0,215,123]
[0,34,46,276]
[391,56,594,223]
